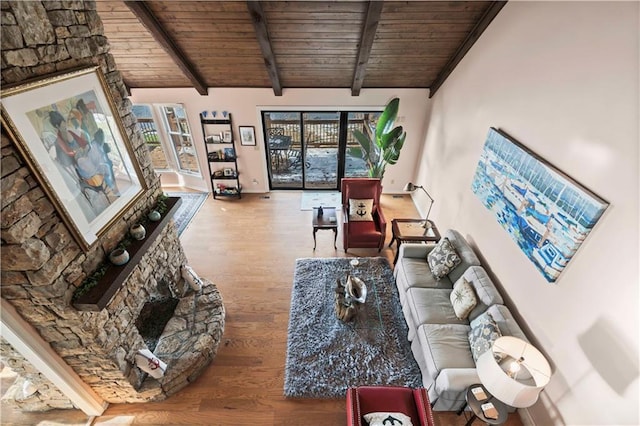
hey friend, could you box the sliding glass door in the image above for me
[262,110,379,190]
[303,112,340,189]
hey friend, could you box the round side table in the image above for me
[457,383,508,426]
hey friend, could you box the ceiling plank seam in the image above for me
[247,1,283,96]
[351,1,384,97]
[428,1,508,98]
[124,1,208,96]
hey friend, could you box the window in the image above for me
[132,104,201,177]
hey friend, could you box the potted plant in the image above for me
[351,97,407,179]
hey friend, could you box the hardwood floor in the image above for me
[1,191,524,426]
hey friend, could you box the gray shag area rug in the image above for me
[284,257,422,398]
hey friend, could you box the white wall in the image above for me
[416,2,639,425]
[130,88,430,193]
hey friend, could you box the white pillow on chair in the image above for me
[363,412,413,426]
[348,198,374,221]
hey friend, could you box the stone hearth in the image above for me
[139,279,225,397]
[136,297,180,352]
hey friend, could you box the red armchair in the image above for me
[341,178,387,252]
[347,386,435,426]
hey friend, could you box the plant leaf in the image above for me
[375,97,399,140]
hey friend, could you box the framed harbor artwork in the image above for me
[471,128,608,282]
[1,67,146,251]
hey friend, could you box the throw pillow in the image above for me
[181,265,202,291]
[348,198,374,221]
[363,412,413,426]
[468,312,502,362]
[134,349,167,379]
[427,237,461,279]
[450,277,478,319]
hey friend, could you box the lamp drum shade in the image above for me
[476,336,551,408]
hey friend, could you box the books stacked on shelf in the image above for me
[215,183,239,196]
[207,149,235,161]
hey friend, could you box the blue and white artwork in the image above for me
[471,128,608,282]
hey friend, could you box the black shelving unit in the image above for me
[200,113,241,199]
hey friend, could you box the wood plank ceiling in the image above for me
[96,1,505,97]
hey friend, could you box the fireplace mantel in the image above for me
[73,197,182,312]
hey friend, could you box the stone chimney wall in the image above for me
[1,0,189,403]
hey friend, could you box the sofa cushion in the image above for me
[485,305,529,342]
[427,238,461,279]
[468,312,502,362]
[442,229,481,283]
[415,324,475,384]
[348,198,374,221]
[407,288,468,326]
[396,257,453,295]
[457,266,503,321]
[348,221,382,243]
[450,278,477,320]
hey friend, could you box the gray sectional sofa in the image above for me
[393,229,530,411]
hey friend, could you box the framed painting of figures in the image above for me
[1,66,146,251]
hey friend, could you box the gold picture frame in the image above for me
[1,66,147,251]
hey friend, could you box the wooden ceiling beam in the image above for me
[351,1,383,96]
[124,1,208,96]
[247,1,283,96]
[428,1,507,98]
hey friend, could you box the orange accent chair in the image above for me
[346,386,436,426]
[341,178,386,252]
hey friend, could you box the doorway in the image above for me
[262,110,380,190]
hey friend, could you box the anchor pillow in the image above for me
[348,198,374,221]
[363,412,413,426]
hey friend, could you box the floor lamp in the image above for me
[403,182,434,230]
[476,336,551,408]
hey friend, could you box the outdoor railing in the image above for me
[265,119,368,148]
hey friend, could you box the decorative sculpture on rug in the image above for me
[334,275,367,322]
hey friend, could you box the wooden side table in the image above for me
[457,384,508,426]
[312,207,338,250]
[390,219,441,264]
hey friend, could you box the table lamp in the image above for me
[476,336,552,408]
[403,182,434,229]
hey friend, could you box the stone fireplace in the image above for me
[0,0,224,409]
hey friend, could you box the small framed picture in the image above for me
[223,168,234,177]
[223,147,234,160]
[239,125,256,146]
[222,130,232,143]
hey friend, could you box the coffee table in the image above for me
[390,219,441,263]
[312,207,338,250]
[324,258,384,331]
